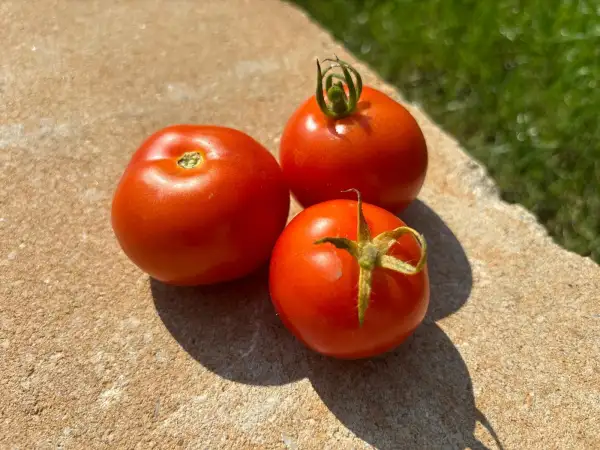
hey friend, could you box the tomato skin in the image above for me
[269,199,429,359]
[111,125,290,286]
[279,86,428,213]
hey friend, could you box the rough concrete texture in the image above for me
[1,0,598,448]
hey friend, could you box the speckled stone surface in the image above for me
[1,1,598,449]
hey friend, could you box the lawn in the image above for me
[290,0,600,262]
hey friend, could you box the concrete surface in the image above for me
[1,0,598,449]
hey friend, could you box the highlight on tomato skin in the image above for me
[268,192,429,359]
[111,124,290,286]
[279,57,428,214]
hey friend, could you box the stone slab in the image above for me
[1,0,598,448]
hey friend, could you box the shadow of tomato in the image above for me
[307,322,503,449]
[400,199,472,321]
[151,267,307,386]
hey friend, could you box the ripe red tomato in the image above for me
[269,192,429,359]
[279,58,428,213]
[112,125,290,286]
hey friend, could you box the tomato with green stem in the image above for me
[269,190,429,359]
[279,57,428,213]
[111,125,290,286]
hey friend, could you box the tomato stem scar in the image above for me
[177,151,203,169]
[314,189,427,326]
[315,56,363,119]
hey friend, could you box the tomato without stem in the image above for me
[112,125,290,286]
[280,57,428,213]
[269,191,429,359]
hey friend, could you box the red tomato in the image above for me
[112,125,290,286]
[269,193,429,359]
[279,58,428,213]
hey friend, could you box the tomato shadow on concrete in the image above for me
[151,200,502,449]
[399,199,472,321]
[307,323,503,450]
[151,267,309,386]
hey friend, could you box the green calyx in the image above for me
[177,151,203,169]
[316,56,363,119]
[314,190,427,326]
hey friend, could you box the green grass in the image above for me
[290,0,600,262]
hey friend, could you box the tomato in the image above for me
[279,57,428,213]
[111,125,290,286]
[269,191,429,359]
